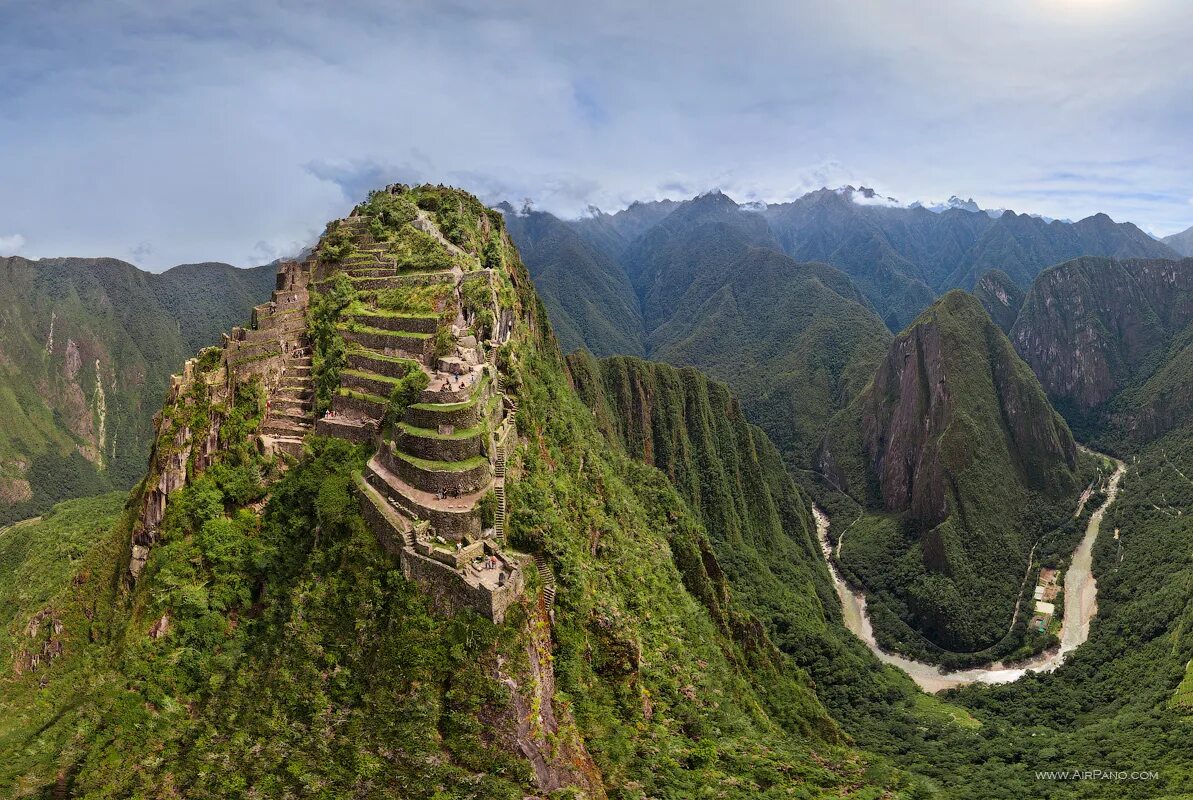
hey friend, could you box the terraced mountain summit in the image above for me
[132,184,531,621]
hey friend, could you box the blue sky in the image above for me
[1,0,1192,268]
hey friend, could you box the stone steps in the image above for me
[261,417,313,438]
[533,551,556,612]
[494,483,506,543]
[274,384,313,399]
[271,397,312,414]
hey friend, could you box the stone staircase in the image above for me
[493,482,506,543]
[261,348,314,450]
[533,552,556,613]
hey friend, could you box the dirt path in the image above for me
[815,457,1126,692]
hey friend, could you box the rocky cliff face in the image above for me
[832,291,1077,522]
[1010,257,1193,425]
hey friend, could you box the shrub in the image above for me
[308,274,357,414]
[317,222,355,264]
[385,370,430,428]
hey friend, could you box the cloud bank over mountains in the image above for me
[2,0,1192,269]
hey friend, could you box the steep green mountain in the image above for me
[817,291,1082,654]
[972,269,1024,333]
[496,204,644,356]
[505,191,893,471]
[0,186,914,798]
[1162,224,1193,256]
[0,257,274,523]
[1009,256,1193,446]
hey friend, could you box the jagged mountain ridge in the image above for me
[506,192,893,472]
[508,186,1176,343]
[0,256,274,523]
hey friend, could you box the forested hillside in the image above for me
[0,257,274,524]
[1008,256,1193,448]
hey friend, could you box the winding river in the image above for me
[814,459,1126,692]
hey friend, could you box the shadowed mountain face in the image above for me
[817,291,1079,651]
[0,256,274,522]
[1007,256,1193,447]
[495,205,644,357]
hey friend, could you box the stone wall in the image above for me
[405,397,487,430]
[355,477,409,555]
[342,371,400,400]
[365,466,480,540]
[396,427,485,462]
[346,350,418,380]
[316,416,376,443]
[333,392,386,421]
[400,548,524,624]
[342,328,430,360]
[348,313,438,335]
[382,443,492,495]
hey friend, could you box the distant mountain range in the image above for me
[1164,225,1193,256]
[0,256,274,522]
[505,186,1176,336]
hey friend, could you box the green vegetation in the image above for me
[308,273,356,414]
[373,281,455,316]
[384,370,430,428]
[0,493,123,652]
[819,291,1085,656]
[316,221,356,264]
[393,450,487,473]
[398,421,483,440]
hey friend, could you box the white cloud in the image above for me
[0,1,1191,266]
[0,234,27,256]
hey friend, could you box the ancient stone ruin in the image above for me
[131,200,526,622]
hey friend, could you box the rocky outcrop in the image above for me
[129,358,227,579]
[843,291,1077,525]
[1010,258,1193,412]
[973,269,1024,333]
